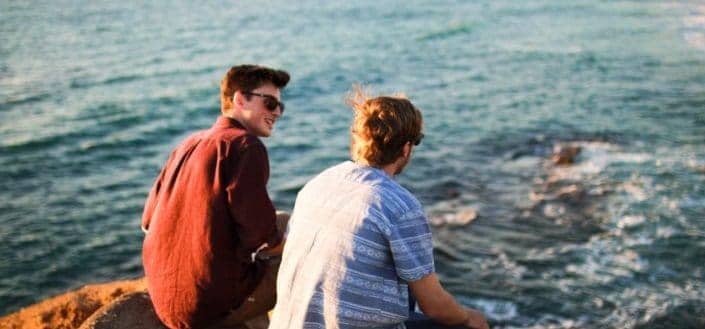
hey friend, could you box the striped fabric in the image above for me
[269,161,435,329]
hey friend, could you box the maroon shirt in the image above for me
[142,116,282,329]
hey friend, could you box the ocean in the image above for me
[1,1,704,327]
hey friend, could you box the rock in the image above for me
[453,208,478,225]
[445,188,460,199]
[428,215,446,227]
[78,291,271,329]
[430,208,478,227]
[0,278,146,329]
[555,185,582,201]
[692,164,705,174]
[551,144,581,165]
[0,278,274,329]
[78,292,165,329]
[528,191,545,202]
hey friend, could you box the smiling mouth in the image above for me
[265,118,275,128]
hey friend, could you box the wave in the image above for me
[546,141,651,181]
[69,65,218,90]
[70,74,143,89]
[417,22,475,41]
[0,92,51,112]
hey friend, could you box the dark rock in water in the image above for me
[78,292,166,329]
[554,185,584,203]
[445,188,460,199]
[551,144,581,165]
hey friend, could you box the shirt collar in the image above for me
[348,160,393,179]
[213,115,246,130]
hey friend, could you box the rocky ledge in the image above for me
[0,278,166,329]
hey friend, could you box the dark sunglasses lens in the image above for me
[263,97,284,114]
[263,98,277,111]
[414,133,424,145]
[264,99,275,111]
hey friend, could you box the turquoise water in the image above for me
[2,1,705,327]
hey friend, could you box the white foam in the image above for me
[457,296,518,321]
[656,226,678,238]
[616,215,646,229]
[549,142,651,182]
[524,314,589,329]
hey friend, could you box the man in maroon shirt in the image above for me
[141,64,290,329]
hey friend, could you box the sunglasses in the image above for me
[241,91,285,114]
[413,133,424,146]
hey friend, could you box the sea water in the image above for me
[1,1,704,327]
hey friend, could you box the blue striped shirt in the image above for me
[269,161,435,329]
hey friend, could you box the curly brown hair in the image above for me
[348,86,423,167]
[220,64,290,113]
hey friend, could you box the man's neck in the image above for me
[380,162,399,178]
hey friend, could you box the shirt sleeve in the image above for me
[387,207,435,282]
[224,139,282,252]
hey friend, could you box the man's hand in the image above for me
[255,210,289,260]
[409,274,490,328]
[463,308,489,329]
[258,237,286,258]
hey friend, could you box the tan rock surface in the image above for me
[0,278,146,329]
[78,292,165,329]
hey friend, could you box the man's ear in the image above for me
[402,142,412,159]
[233,91,244,108]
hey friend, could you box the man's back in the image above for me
[142,117,279,328]
[270,161,435,329]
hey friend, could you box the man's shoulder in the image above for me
[310,162,421,208]
[170,127,266,166]
[373,173,420,204]
[205,126,266,157]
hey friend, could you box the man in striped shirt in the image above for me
[269,88,488,329]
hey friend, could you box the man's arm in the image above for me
[256,211,289,258]
[141,148,181,234]
[225,140,282,251]
[409,273,489,329]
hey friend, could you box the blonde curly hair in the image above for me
[347,86,423,167]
